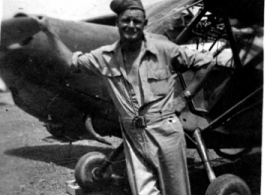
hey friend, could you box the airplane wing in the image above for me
[145,0,195,35]
[0,0,263,146]
[204,0,264,26]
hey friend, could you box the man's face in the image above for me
[117,9,146,43]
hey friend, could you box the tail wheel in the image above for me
[75,152,112,190]
[205,174,251,195]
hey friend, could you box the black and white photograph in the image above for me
[0,0,263,194]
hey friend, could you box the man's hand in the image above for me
[30,15,51,33]
[29,14,73,72]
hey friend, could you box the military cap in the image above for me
[110,0,145,15]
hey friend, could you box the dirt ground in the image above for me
[0,92,262,195]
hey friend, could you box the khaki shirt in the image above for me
[71,33,213,119]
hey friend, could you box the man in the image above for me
[33,0,214,194]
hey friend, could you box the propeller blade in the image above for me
[1,16,41,47]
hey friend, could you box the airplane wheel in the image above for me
[205,174,251,195]
[75,152,112,190]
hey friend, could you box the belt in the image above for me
[119,110,176,128]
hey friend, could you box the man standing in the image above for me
[34,0,214,194]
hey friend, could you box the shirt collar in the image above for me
[144,32,159,55]
[102,40,120,53]
[103,32,159,55]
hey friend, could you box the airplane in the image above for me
[0,0,263,194]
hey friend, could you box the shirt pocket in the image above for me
[147,67,171,97]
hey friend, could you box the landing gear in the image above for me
[193,128,252,195]
[74,128,253,194]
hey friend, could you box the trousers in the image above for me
[121,114,191,195]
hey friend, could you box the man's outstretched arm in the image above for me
[32,15,73,76]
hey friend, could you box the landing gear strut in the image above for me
[193,128,251,195]
[74,143,124,190]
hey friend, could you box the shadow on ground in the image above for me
[5,144,261,195]
[5,144,114,169]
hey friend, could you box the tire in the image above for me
[75,152,112,190]
[205,174,251,195]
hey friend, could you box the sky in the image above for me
[1,0,162,20]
